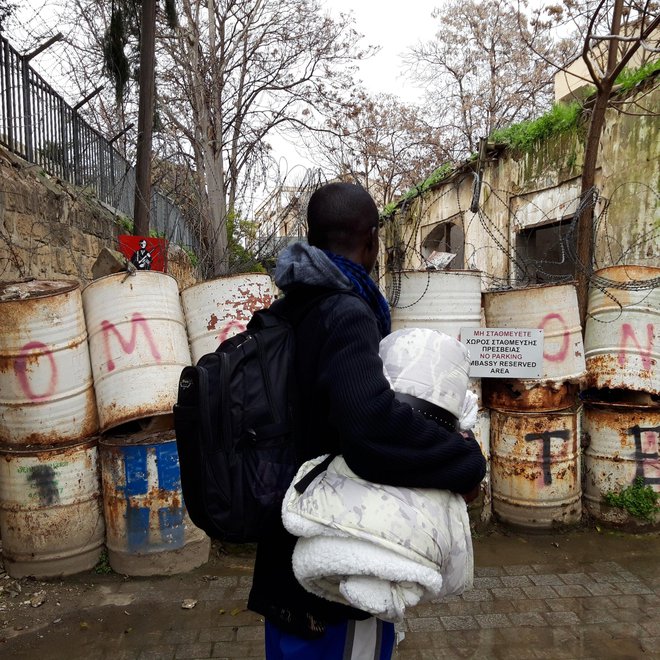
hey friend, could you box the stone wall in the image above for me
[0,147,198,290]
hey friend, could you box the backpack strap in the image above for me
[293,453,335,494]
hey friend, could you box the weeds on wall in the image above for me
[489,102,584,152]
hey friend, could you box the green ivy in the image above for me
[380,163,454,219]
[489,102,583,152]
[615,58,660,93]
[603,477,660,522]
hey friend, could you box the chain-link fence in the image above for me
[0,35,195,249]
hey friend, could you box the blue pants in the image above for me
[265,617,395,659]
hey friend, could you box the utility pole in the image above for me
[133,0,157,237]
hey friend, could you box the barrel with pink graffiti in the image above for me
[180,273,274,363]
[82,272,191,432]
[0,280,98,446]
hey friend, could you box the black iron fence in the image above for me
[0,35,196,248]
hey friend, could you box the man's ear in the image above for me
[368,225,378,249]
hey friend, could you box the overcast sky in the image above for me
[273,0,441,175]
[323,0,440,101]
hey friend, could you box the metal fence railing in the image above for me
[0,34,197,249]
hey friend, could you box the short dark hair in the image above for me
[307,182,378,252]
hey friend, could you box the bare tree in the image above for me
[526,0,659,324]
[299,91,451,207]
[406,0,563,157]
[153,0,368,275]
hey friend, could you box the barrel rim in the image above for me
[483,281,578,297]
[82,270,179,293]
[0,279,79,302]
[0,436,99,455]
[392,269,482,276]
[180,272,273,294]
[100,429,175,447]
[592,264,660,282]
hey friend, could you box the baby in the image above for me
[282,328,480,622]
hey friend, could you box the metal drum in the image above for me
[483,284,586,411]
[99,431,210,575]
[390,270,482,340]
[82,272,191,432]
[490,408,582,529]
[584,265,659,397]
[181,273,273,363]
[390,270,483,403]
[583,401,659,528]
[0,280,98,446]
[0,438,104,577]
[468,408,492,529]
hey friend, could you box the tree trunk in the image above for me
[133,0,157,237]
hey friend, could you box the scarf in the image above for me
[323,251,391,337]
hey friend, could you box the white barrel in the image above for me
[483,283,586,382]
[390,270,482,340]
[585,265,659,396]
[390,270,483,403]
[0,438,104,577]
[82,272,191,432]
[583,401,659,528]
[181,273,273,363]
[490,408,582,529]
[99,430,210,576]
[0,280,98,446]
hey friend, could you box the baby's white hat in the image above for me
[379,328,475,428]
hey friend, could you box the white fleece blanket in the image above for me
[282,454,473,623]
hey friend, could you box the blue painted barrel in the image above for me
[99,430,209,575]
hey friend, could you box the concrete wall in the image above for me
[385,82,659,290]
[0,147,198,290]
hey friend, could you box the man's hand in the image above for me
[461,484,480,504]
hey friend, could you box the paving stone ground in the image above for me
[2,528,659,659]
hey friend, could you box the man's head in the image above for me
[139,239,147,249]
[307,182,379,273]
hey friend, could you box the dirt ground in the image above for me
[0,539,256,644]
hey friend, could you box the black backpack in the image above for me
[173,289,340,543]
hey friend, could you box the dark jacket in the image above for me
[247,243,486,637]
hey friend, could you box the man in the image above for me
[247,182,486,659]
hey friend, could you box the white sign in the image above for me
[460,328,544,378]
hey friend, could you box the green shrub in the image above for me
[604,477,660,522]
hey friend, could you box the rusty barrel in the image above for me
[0,280,98,446]
[583,401,659,528]
[0,438,104,577]
[467,408,492,530]
[584,265,659,397]
[490,408,582,529]
[181,273,274,363]
[483,283,586,411]
[99,431,210,575]
[82,272,191,432]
